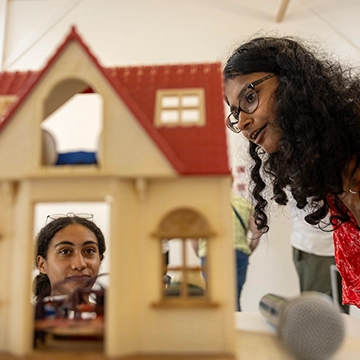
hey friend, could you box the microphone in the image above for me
[259,291,345,360]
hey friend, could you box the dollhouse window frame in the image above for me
[154,88,205,127]
[152,208,218,309]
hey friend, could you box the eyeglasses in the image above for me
[46,212,94,224]
[226,74,276,133]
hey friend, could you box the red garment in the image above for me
[328,196,360,308]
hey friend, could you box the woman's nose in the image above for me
[238,111,253,132]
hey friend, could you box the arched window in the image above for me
[153,208,217,307]
[41,79,103,166]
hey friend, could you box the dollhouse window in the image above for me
[41,92,102,166]
[163,238,207,299]
[153,208,217,308]
[155,89,205,127]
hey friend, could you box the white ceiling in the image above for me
[280,0,360,51]
[2,0,360,70]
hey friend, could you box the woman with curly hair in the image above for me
[223,36,360,308]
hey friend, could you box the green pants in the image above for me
[292,247,349,313]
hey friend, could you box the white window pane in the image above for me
[181,110,199,122]
[181,95,199,107]
[168,239,184,266]
[185,239,201,267]
[162,96,180,108]
[160,110,179,123]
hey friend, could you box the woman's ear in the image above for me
[37,255,47,274]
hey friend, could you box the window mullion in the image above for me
[181,238,188,298]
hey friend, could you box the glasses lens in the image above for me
[226,114,241,133]
[239,87,258,113]
[74,213,94,220]
[47,213,65,221]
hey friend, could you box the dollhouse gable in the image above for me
[0,27,229,179]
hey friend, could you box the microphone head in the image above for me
[279,292,345,360]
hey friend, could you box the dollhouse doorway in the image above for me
[32,201,110,351]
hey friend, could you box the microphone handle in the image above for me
[259,293,288,328]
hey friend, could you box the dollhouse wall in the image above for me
[1,165,235,357]
[106,177,236,356]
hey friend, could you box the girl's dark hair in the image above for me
[34,216,106,297]
[224,36,360,231]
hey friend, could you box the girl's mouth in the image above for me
[67,275,91,281]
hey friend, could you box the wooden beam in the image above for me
[276,0,290,23]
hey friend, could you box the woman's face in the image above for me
[37,223,101,296]
[224,72,282,153]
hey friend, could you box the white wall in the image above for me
[1,0,360,316]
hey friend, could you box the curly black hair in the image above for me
[224,36,360,232]
[34,216,106,297]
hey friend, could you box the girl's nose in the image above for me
[71,254,86,270]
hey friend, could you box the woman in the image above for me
[34,214,106,299]
[223,36,360,307]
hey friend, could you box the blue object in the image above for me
[56,151,97,165]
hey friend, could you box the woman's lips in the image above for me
[66,275,91,281]
[250,125,266,143]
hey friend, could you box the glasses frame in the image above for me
[226,73,276,133]
[45,212,94,224]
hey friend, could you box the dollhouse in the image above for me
[0,27,235,359]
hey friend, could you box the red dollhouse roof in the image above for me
[0,70,37,95]
[0,27,230,175]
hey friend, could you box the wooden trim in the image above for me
[152,299,219,309]
[276,0,290,23]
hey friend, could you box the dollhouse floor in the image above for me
[0,353,234,360]
[0,332,235,359]
[0,337,234,360]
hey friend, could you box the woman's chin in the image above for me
[59,278,94,295]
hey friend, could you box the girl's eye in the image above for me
[59,249,71,255]
[84,247,97,255]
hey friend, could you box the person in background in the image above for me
[289,199,349,313]
[33,214,107,346]
[231,185,262,311]
[34,213,106,299]
[223,35,360,308]
[193,166,262,311]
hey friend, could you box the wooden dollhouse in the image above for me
[0,27,236,359]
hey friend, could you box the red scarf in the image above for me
[328,196,360,307]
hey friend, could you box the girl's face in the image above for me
[224,72,282,154]
[37,224,101,296]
